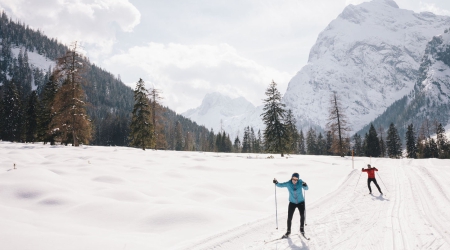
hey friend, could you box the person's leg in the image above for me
[299,202,305,233]
[367,178,373,193]
[373,179,382,193]
[286,202,295,234]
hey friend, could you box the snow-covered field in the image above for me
[1,142,450,249]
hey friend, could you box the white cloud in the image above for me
[419,2,450,15]
[0,0,140,58]
[103,43,292,113]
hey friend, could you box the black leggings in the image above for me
[287,202,305,232]
[368,178,382,193]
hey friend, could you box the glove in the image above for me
[302,182,307,187]
[361,168,364,171]
[273,179,278,184]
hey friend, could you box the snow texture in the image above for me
[1,142,450,249]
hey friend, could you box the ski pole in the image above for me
[376,172,389,192]
[303,189,307,226]
[274,183,278,229]
[354,170,362,191]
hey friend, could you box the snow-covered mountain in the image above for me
[184,0,450,138]
[182,92,264,139]
[283,0,450,133]
[361,26,450,137]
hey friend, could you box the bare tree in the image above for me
[149,86,165,149]
[327,92,350,156]
[51,42,92,146]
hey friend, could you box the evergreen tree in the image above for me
[256,129,263,153]
[325,131,333,155]
[365,124,381,157]
[386,123,402,158]
[317,132,327,155]
[436,123,448,158]
[37,74,58,144]
[129,78,154,150]
[234,136,241,153]
[353,133,362,156]
[405,124,417,159]
[429,138,438,158]
[306,128,317,155]
[175,121,184,151]
[285,109,298,154]
[1,81,22,141]
[298,130,306,154]
[25,91,39,142]
[261,80,288,156]
[378,126,386,157]
[242,126,251,153]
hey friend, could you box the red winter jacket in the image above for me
[362,168,378,178]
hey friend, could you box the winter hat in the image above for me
[292,173,299,179]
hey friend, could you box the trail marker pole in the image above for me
[274,183,278,229]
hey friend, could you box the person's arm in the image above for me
[302,181,309,190]
[275,180,290,188]
[362,168,368,172]
[374,168,378,171]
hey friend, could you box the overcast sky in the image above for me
[1,0,450,112]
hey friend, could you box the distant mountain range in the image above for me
[184,0,450,139]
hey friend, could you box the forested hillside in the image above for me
[0,12,230,151]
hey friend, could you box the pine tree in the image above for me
[298,130,306,154]
[365,124,381,157]
[234,136,241,153]
[317,132,327,155]
[386,123,402,158]
[175,121,184,151]
[378,126,386,157]
[261,80,288,156]
[256,129,263,153]
[405,124,417,159]
[306,128,317,155]
[37,74,58,144]
[242,126,251,153]
[353,133,362,156]
[25,91,39,142]
[327,92,350,156]
[436,123,448,158]
[1,81,22,141]
[429,138,438,158]
[129,78,154,150]
[285,109,298,154]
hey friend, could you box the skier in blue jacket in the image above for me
[273,173,309,237]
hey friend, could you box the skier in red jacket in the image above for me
[362,164,383,195]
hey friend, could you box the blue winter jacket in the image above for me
[276,179,309,204]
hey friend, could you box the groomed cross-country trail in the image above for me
[185,158,450,250]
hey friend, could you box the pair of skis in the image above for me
[264,233,310,244]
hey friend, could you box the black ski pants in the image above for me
[367,178,382,193]
[287,201,305,233]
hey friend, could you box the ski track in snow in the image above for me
[186,159,450,250]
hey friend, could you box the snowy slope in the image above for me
[283,0,450,133]
[182,92,265,139]
[2,142,450,249]
[415,28,450,105]
[360,27,450,135]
